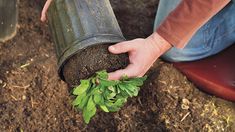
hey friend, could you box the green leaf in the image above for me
[91,77,96,84]
[99,79,119,87]
[72,95,82,106]
[72,92,86,106]
[107,86,115,92]
[103,89,112,99]
[78,95,89,109]
[118,84,133,97]
[118,84,125,91]
[124,89,133,97]
[105,101,120,112]
[83,106,96,124]
[115,86,121,94]
[87,96,96,110]
[96,70,108,79]
[73,80,90,95]
[114,98,127,107]
[116,85,129,98]
[124,76,147,86]
[132,87,140,96]
[98,85,105,92]
[124,84,137,92]
[124,84,140,97]
[107,92,116,100]
[93,94,102,104]
[100,105,109,112]
[89,87,101,95]
[82,96,97,124]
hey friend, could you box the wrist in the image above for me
[148,32,172,55]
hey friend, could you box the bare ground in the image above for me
[0,0,234,131]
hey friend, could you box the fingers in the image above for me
[108,64,142,80]
[41,0,53,22]
[108,41,133,54]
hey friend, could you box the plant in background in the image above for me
[72,70,147,124]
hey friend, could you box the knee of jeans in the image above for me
[161,48,192,62]
[161,51,183,62]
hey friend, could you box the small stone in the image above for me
[2,83,7,88]
[22,95,26,100]
[181,98,190,110]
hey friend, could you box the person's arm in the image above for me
[108,0,231,80]
[157,0,231,48]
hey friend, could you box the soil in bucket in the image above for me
[62,44,129,87]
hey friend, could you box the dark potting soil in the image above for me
[0,0,234,131]
[62,44,129,86]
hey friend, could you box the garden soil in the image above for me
[0,0,234,131]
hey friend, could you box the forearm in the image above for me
[156,0,231,48]
[148,32,172,55]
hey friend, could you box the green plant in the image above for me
[72,70,147,124]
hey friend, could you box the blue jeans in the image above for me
[154,0,235,62]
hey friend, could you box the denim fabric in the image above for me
[154,0,235,62]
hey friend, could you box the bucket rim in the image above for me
[57,34,126,80]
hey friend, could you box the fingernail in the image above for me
[109,46,115,51]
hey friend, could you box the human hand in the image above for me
[41,0,53,22]
[108,32,172,80]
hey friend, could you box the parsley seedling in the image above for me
[72,70,147,124]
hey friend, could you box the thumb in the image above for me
[108,42,133,54]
